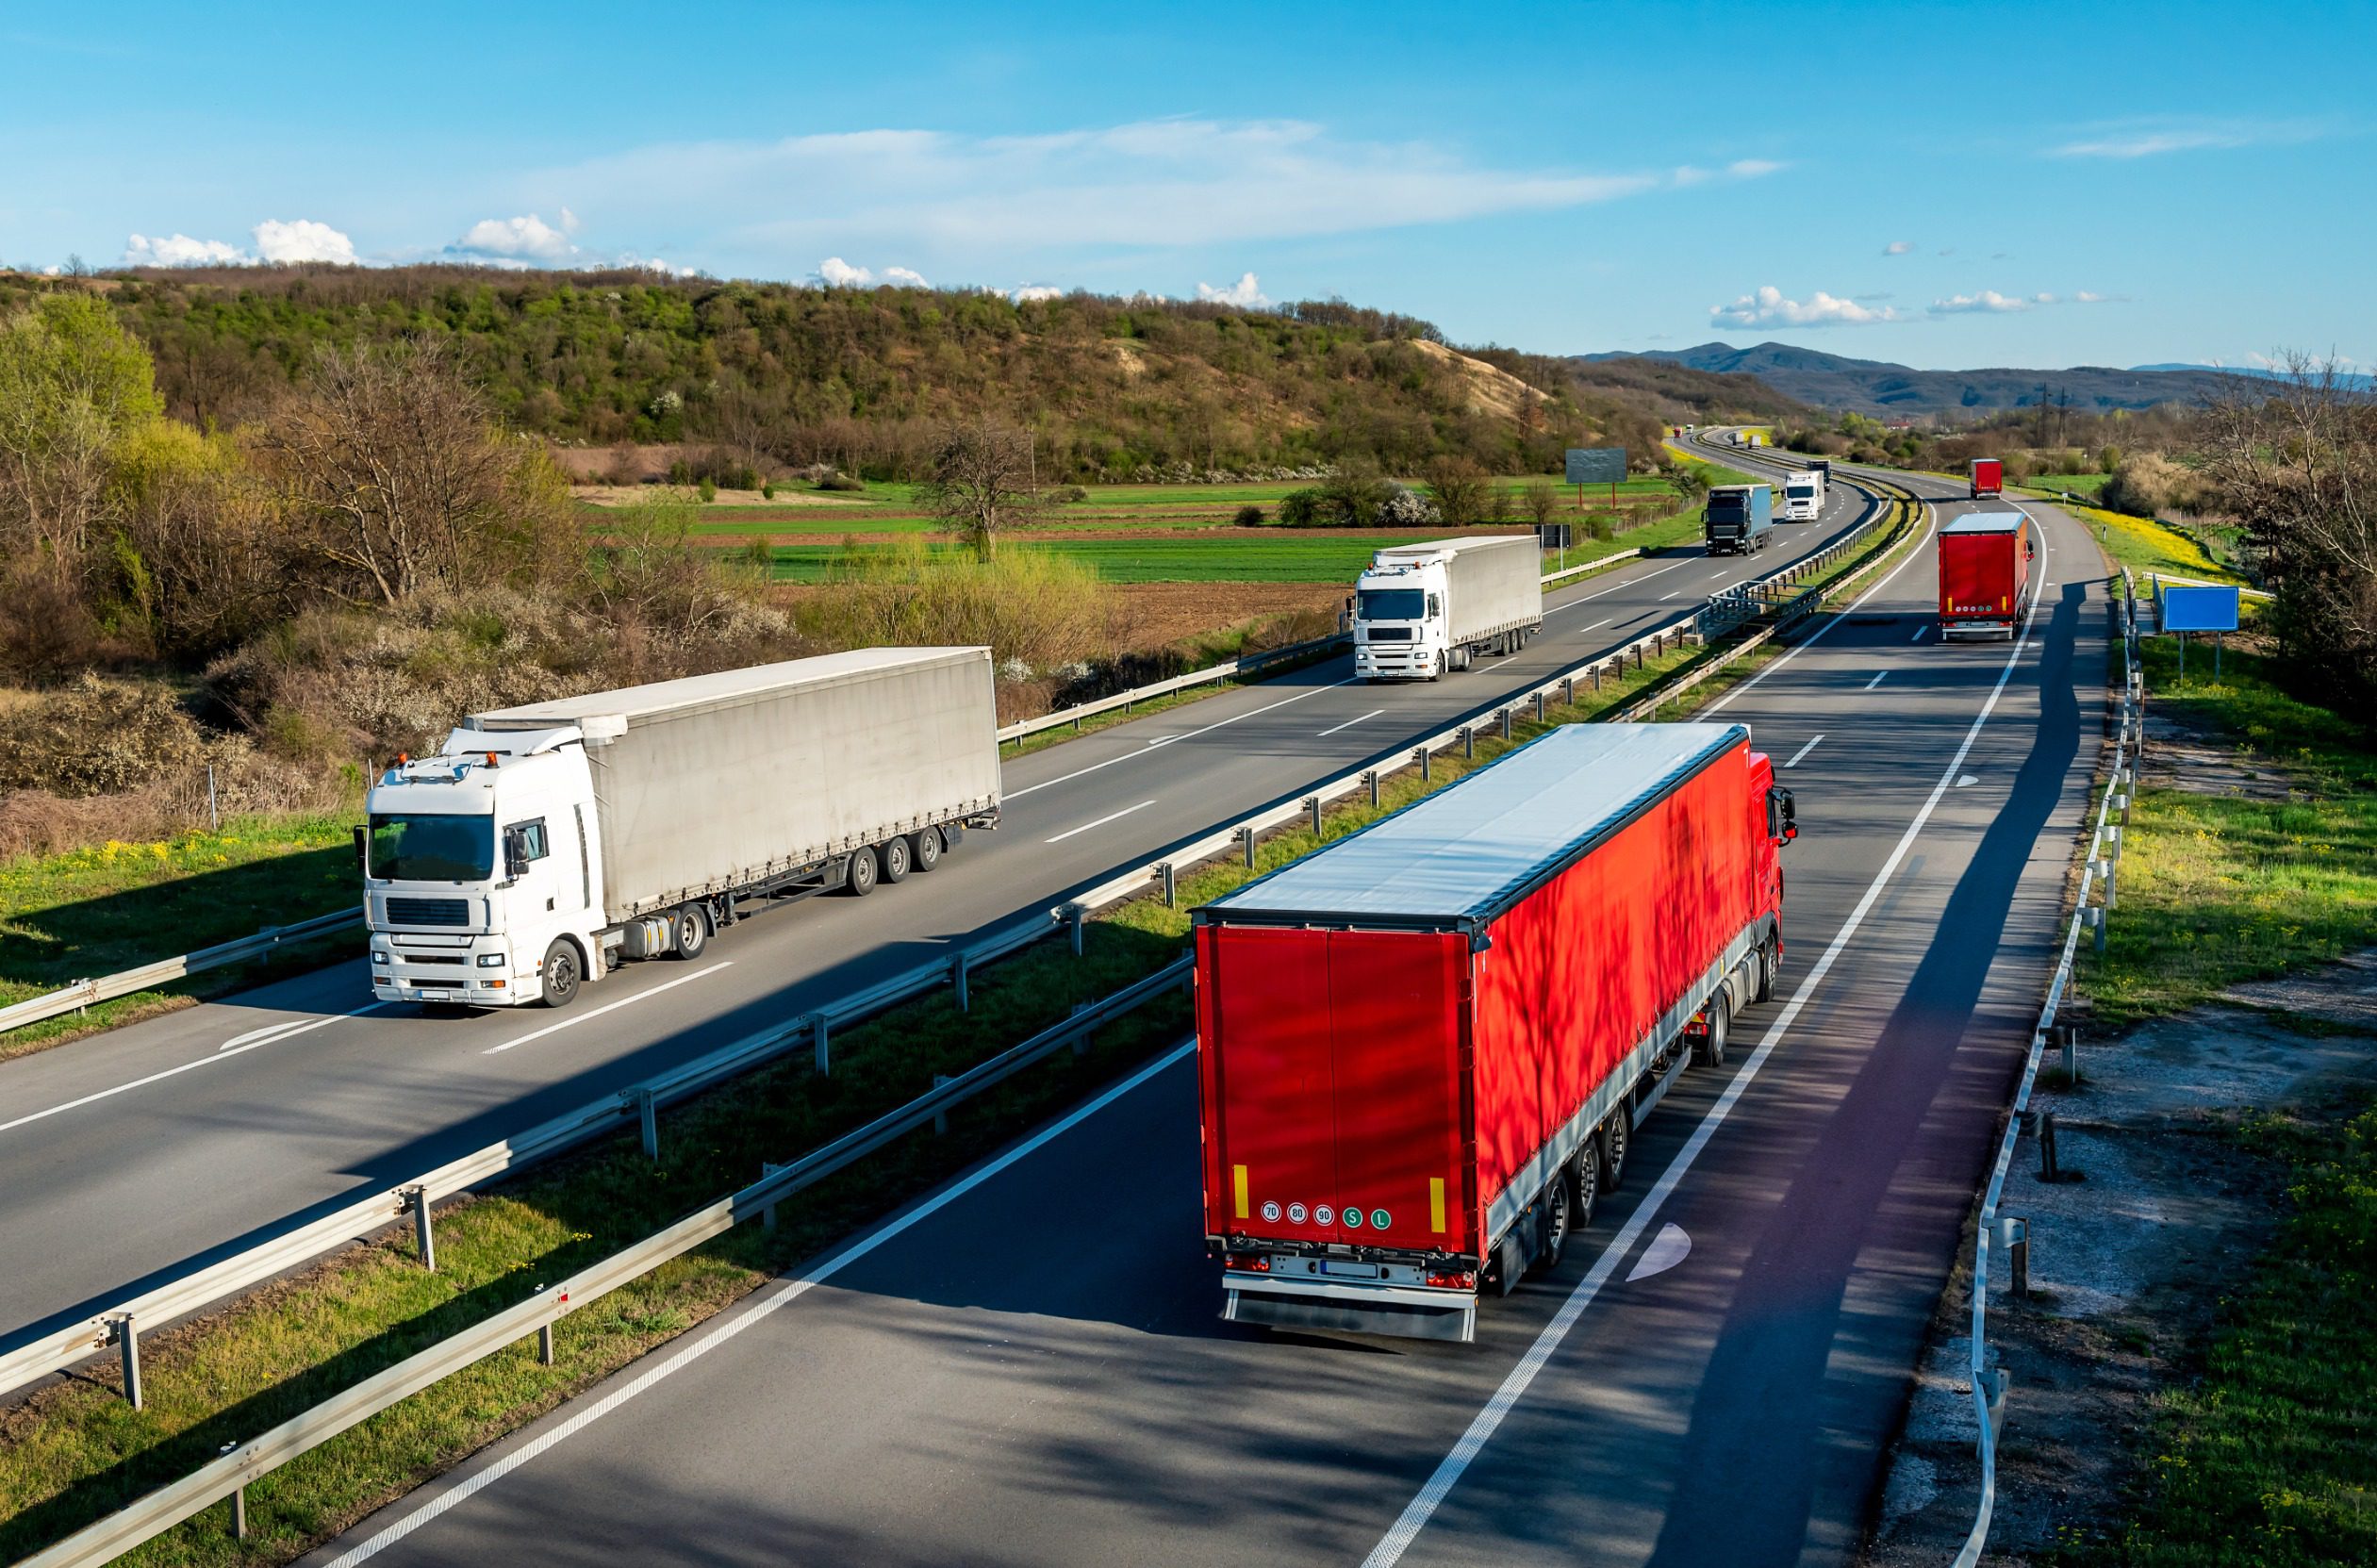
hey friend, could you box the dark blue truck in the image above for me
[1704,483,1774,555]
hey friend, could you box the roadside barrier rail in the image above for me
[13,956,1195,1568]
[1953,568,2140,1568]
[0,909,358,1038]
[0,472,1903,1411]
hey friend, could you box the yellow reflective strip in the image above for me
[1430,1177,1446,1232]
[1232,1164,1248,1220]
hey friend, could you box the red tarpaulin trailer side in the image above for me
[1195,723,1791,1341]
[1938,510,2035,639]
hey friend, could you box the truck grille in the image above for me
[1364,627,1412,642]
[386,897,470,927]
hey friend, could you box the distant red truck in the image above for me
[1195,723,1794,1342]
[1938,510,2037,639]
[1969,456,2004,499]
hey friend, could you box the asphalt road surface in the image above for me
[296,466,2112,1568]
[0,476,1874,1351]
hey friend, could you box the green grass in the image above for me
[2062,1102,2377,1568]
[2022,471,2113,498]
[2082,638,2377,1027]
[0,814,360,1059]
[2073,504,2253,590]
[765,535,1448,584]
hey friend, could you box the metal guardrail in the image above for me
[0,908,1061,1404]
[1953,569,2140,1568]
[0,474,1900,1411]
[14,955,1194,1568]
[0,908,359,1037]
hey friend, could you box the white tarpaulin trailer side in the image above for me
[467,648,999,916]
[1372,535,1543,646]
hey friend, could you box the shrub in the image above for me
[1,674,207,797]
[816,471,866,492]
[761,481,776,500]
[1278,488,1321,527]
[2101,452,2204,518]
[1315,464,1395,527]
[1049,485,1089,504]
[1376,486,1440,528]
[1233,503,1264,527]
[698,477,718,503]
[800,540,1117,678]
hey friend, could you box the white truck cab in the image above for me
[1782,469,1824,521]
[362,726,605,1009]
[1351,556,1450,680]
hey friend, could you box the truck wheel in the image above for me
[880,834,912,883]
[1599,1112,1631,1192]
[1698,998,1731,1068]
[1755,938,1776,1003]
[1531,1177,1572,1276]
[911,827,943,871]
[846,846,879,897]
[1570,1138,1600,1232]
[670,904,708,961]
[537,940,582,1009]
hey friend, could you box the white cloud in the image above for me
[124,232,248,267]
[1930,289,2123,315]
[1010,284,1064,303]
[2050,117,2332,159]
[1883,239,1914,256]
[253,219,356,264]
[617,253,697,278]
[815,256,928,288]
[450,212,576,263]
[1675,159,1785,189]
[1725,158,1785,179]
[1711,285,1900,328]
[883,265,930,287]
[1196,271,1269,307]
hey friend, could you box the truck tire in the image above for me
[670,904,708,961]
[1755,937,1776,1003]
[845,845,880,897]
[1599,1112,1631,1192]
[1698,996,1731,1069]
[1531,1176,1572,1276]
[537,939,582,1009]
[880,834,912,883]
[911,827,943,871]
[1570,1138,1600,1233]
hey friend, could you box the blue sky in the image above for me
[3,0,2368,371]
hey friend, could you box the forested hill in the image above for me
[0,265,1784,483]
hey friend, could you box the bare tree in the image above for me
[1424,454,1492,529]
[1522,478,1561,531]
[920,416,1040,560]
[265,339,519,605]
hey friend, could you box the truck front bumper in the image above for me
[1355,647,1434,680]
[370,933,537,1006]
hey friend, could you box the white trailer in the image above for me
[1353,535,1543,681]
[361,649,1000,1009]
[1782,468,1825,521]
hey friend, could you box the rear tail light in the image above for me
[1228,1255,1272,1274]
[1425,1270,1477,1290]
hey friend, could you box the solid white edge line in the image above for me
[482,962,733,1055]
[320,1039,1200,1566]
[0,1002,391,1137]
[1360,550,2054,1568]
[1316,709,1388,739]
[1046,800,1158,844]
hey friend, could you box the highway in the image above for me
[0,475,1876,1356]
[294,456,2111,1567]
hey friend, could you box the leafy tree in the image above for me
[1424,454,1491,528]
[0,292,163,586]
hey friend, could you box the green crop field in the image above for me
[768,535,1450,584]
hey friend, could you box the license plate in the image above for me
[1319,1261,1380,1279]
[416,989,453,1002]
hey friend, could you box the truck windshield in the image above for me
[1788,482,1814,495]
[1357,588,1427,621]
[368,813,495,882]
[1707,495,1750,522]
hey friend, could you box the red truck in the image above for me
[1194,723,1795,1342]
[1969,457,2003,499]
[1938,510,2037,639]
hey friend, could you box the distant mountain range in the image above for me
[1576,341,2280,417]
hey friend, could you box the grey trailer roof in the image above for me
[1372,535,1533,560]
[466,648,989,731]
[1202,722,1747,927]
[1941,510,2028,535]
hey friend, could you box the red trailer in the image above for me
[1938,510,2037,639]
[1194,723,1794,1342]
[1970,457,2003,499]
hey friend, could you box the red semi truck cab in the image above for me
[1194,723,1794,1342]
[1938,509,2037,640]
[1970,457,2003,499]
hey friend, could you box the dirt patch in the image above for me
[2138,710,2294,800]
[1863,958,2377,1566]
[1405,338,1540,421]
[1106,582,1345,650]
[572,484,863,509]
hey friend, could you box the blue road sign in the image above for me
[1564,446,1626,486]
[2162,584,2240,633]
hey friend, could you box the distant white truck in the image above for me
[1782,467,1825,521]
[360,649,1001,1010]
[1352,536,1543,681]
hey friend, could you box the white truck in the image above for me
[1352,535,1543,682]
[359,648,1001,1010]
[1782,467,1825,521]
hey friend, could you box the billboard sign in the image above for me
[2161,584,2240,633]
[1564,446,1626,486]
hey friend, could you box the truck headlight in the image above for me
[371,951,389,966]
[476,952,506,968]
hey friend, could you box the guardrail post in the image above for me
[1534,690,1547,724]
[1460,725,1474,760]
[1240,825,1256,869]
[952,952,970,1013]
[1590,663,1602,692]
[2035,1111,2061,1181]
[1306,796,1322,836]
[1072,999,1093,1057]
[1066,903,1086,956]
[1561,675,1574,706]
[113,1314,140,1409]
[1161,862,1177,908]
[636,1090,659,1162]
[2005,1216,2030,1299]
[410,1186,437,1271]
[1499,707,1512,741]
[1365,769,1379,809]
[810,1013,830,1076]
[2093,857,2117,911]
[231,1478,249,1541]
[538,1321,556,1364]
[2085,905,2105,955]
[1416,746,1430,782]
[2059,1024,2079,1084]
[761,1163,787,1232]
[933,1076,952,1135]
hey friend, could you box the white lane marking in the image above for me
[1361,560,2052,1568]
[1045,801,1157,844]
[1659,591,1680,602]
[1703,507,1939,716]
[1783,734,1824,768]
[1005,680,1358,798]
[482,962,733,1055]
[321,1039,1199,1565]
[1865,670,1888,690]
[0,1002,390,1136]
[1626,1224,1692,1282]
[1957,774,1979,788]
[1549,559,1692,609]
[1573,619,1609,634]
[1911,624,1929,642]
[1316,709,1386,739]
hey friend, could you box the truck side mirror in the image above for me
[352,825,368,874]
[503,827,528,880]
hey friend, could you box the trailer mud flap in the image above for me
[1224,1283,1477,1344]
